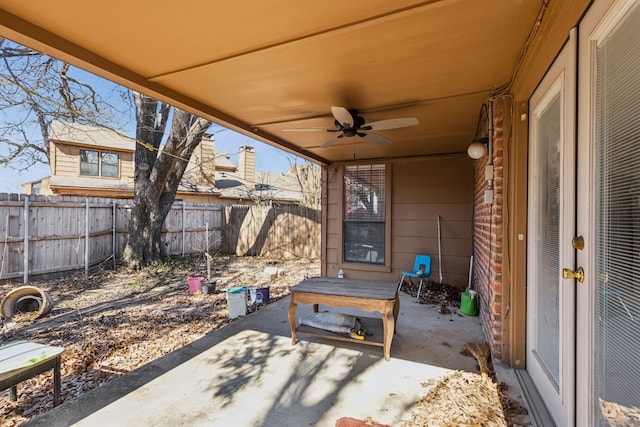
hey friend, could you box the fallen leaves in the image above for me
[402,371,507,427]
[1,259,527,427]
[0,255,319,427]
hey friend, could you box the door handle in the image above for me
[562,267,585,283]
[572,235,584,250]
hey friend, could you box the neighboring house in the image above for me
[22,121,303,204]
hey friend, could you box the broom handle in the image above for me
[437,215,443,284]
[468,250,474,290]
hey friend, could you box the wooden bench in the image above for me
[0,340,64,406]
[288,277,399,360]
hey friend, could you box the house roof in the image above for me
[214,170,302,203]
[46,172,301,203]
[50,121,135,151]
[0,1,547,165]
[213,152,236,171]
[48,175,136,192]
[49,175,224,191]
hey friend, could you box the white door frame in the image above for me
[526,29,577,427]
[575,0,638,425]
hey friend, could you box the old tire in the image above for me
[1,286,54,319]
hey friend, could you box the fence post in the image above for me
[181,201,186,257]
[112,200,117,270]
[23,195,29,284]
[85,197,89,277]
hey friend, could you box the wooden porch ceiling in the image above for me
[0,1,543,164]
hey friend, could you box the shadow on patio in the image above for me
[24,290,496,427]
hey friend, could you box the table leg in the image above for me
[54,356,61,406]
[393,294,400,333]
[288,299,298,345]
[313,304,319,312]
[382,308,395,361]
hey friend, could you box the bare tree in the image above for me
[0,40,213,267]
[289,161,321,208]
[122,92,211,268]
[0,38,125,170]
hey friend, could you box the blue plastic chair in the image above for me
[397,255,432,301]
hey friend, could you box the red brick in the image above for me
[472,99,508,362]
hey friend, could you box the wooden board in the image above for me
[0,340,64,380]
[291,277,397,300]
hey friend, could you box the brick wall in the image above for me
[472,98,505,360]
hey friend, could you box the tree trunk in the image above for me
[123,93,211,269]
[125,191,166,267]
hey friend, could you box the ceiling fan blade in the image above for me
[282,128,337,132]
[331,106,354,128]
[321,134,344,148]
[363,117,419,131]
[360,132,392,145]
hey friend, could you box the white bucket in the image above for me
[226,287,248,319]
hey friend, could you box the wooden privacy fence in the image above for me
[0,193,320,282]
[225,204,320,259]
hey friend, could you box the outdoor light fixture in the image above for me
[467,100,495,204]
[467,137,489,159]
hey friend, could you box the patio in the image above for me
[22,289,530,427]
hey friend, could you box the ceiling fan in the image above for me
[283,106,419,147]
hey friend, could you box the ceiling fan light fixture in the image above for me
[284,106,418,147]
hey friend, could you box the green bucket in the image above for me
[460,288,478,316]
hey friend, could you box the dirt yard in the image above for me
[0,255,319,426]
[1,255,526,427]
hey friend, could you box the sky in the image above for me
[0,60,306,194]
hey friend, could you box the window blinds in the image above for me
[343,164,386,264]
[594,1,640,418]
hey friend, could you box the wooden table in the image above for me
[0,340,64,406]
[288,277,399,360]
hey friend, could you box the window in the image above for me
[343,164,386,265]
[80,150,99,176]
[80,150,119,177]
[255,183,275,191]
[101,153,119,177]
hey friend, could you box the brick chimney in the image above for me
[197,137,216,186]
[238,146,256,184]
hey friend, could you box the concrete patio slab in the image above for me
[25,290,492,427]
